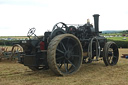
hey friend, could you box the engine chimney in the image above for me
[93,14,100,36]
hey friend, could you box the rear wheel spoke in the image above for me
[67,61,69,70]
[59,64,63,69]
[71,54,79,57]
[57,49,64,54]
[68,60,76,68]
[66,38,70,51]
[64,60,68,72]
[113,48,118,52]
[56,56,64,60]
[70,43,78,51]
[60,42,66,52]
[58,60,64,69]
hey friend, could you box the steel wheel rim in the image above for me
[55,37,82,74]
[107,43,118,65]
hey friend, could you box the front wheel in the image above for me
[103,41,119,66]
[47,34,83,76]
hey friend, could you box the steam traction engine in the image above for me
[18,14,119,76]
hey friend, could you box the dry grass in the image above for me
[0,49,128,85]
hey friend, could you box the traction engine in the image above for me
[18,14,119,76]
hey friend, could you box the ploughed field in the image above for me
[0,49,128,85]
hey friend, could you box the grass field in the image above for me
[107,37,128,41]
[0,49,128,85]
[0,36,28,39]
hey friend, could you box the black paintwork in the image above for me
[18,14,107,69]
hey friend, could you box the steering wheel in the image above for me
[52,22,68,32]
[27,28,36,37]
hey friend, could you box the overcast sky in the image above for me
[0,0,128,36]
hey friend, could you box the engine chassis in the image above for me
[18,14,119,75]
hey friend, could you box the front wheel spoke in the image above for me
[108,56,112,60]
[112,58,116,64]
[68,60,76,68]
[108,59,111,63]
[113,48,117,51]
[108,52,112,56]
[109,56,113,63]
[57,49,64,54]
[107,57,111,62]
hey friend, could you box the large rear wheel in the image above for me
[47,34,83,76]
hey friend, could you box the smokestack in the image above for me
[93,14,100,36]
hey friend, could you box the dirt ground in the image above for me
[0,49,128,85]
